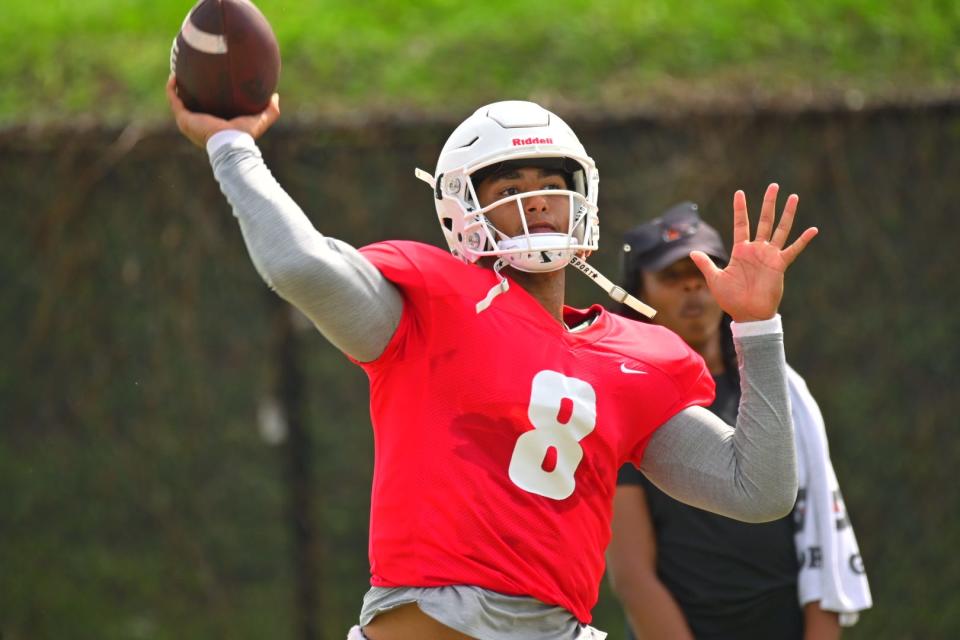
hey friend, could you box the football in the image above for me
[170,0,281,119]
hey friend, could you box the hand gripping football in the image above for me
[170,0,281,118]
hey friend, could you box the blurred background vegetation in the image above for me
[2,0,959,124]
[2,1,959,639]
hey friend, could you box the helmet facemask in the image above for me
[419,156,599,273]
[462,159,599,273]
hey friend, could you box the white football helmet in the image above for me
[416,101,599,273]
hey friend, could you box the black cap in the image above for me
[621,201,729,286]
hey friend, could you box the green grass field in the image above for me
[2,0,958,125]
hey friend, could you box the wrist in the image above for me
[206,129,255,156]
[730,314,782,337]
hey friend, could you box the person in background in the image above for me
[607,202,872,640]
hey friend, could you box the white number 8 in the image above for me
[508,370,597,500]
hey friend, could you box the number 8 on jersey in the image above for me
[509,370,598,500]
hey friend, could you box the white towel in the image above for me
[346,625,367,640]
[788,367,873,626]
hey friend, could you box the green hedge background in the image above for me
[3,102,958,638]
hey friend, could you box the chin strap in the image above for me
[475,256,655,319]
[414,167,435,187]
[569,256,657,319]
[476,259,510,314]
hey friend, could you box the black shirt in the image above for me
[617,370,802,640]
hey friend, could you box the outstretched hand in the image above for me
[690,183,818,323]
[166,75,280,148]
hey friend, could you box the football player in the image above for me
[167,76,817,640]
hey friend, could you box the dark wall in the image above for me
[2,105,957,638]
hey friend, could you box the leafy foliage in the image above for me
[2,0,959,124]
[3,107,959,637]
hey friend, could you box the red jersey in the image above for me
[355,241,714,622]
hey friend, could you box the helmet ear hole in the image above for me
[442,217,454,231]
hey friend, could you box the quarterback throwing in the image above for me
[167,76,816,640]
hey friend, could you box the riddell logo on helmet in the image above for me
[512,137,554,146]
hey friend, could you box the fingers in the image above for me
[166,74,184,111]
[732,190,749,245]
[260,93,281,129]
[781,226,819,266]
[755,183,779,242]
[734,184,800,248]
[167,75,280,145]
[166,75,214,147]
[771,193,799,248]
[690,250,722,283]
[225,93,281,139]
[166,75,192,138]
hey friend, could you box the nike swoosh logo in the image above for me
[620,363,647,375]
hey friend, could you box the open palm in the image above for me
[690,184,818,323]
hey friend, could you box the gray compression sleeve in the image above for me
[640,328,798,523]
[207,132,402,362]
